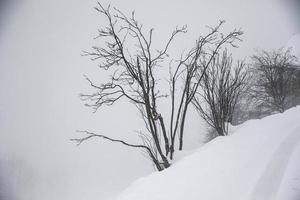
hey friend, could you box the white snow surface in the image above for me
[115,106,300,200]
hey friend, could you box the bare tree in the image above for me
[73,3,243,170]
[168,22,243,154]
[193,50,248,136]
[251,48,299,113]
[73,3,185,171]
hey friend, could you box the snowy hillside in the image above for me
[287,34,300,57]
[0,1,298,200]
[115,107,300,200]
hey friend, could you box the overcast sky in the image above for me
[0,0,299,200]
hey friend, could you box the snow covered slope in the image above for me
[287,34,300,59]
[115,106,300,200]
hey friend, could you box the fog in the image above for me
[0,0,298,200]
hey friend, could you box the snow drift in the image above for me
[115,106,300,200]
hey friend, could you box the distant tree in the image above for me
[72,3,243,171]
[193,50,248,136]
[251,48,300,113]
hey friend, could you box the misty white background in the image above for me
[0,0,298,200]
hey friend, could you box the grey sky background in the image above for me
[0,0,299,200]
